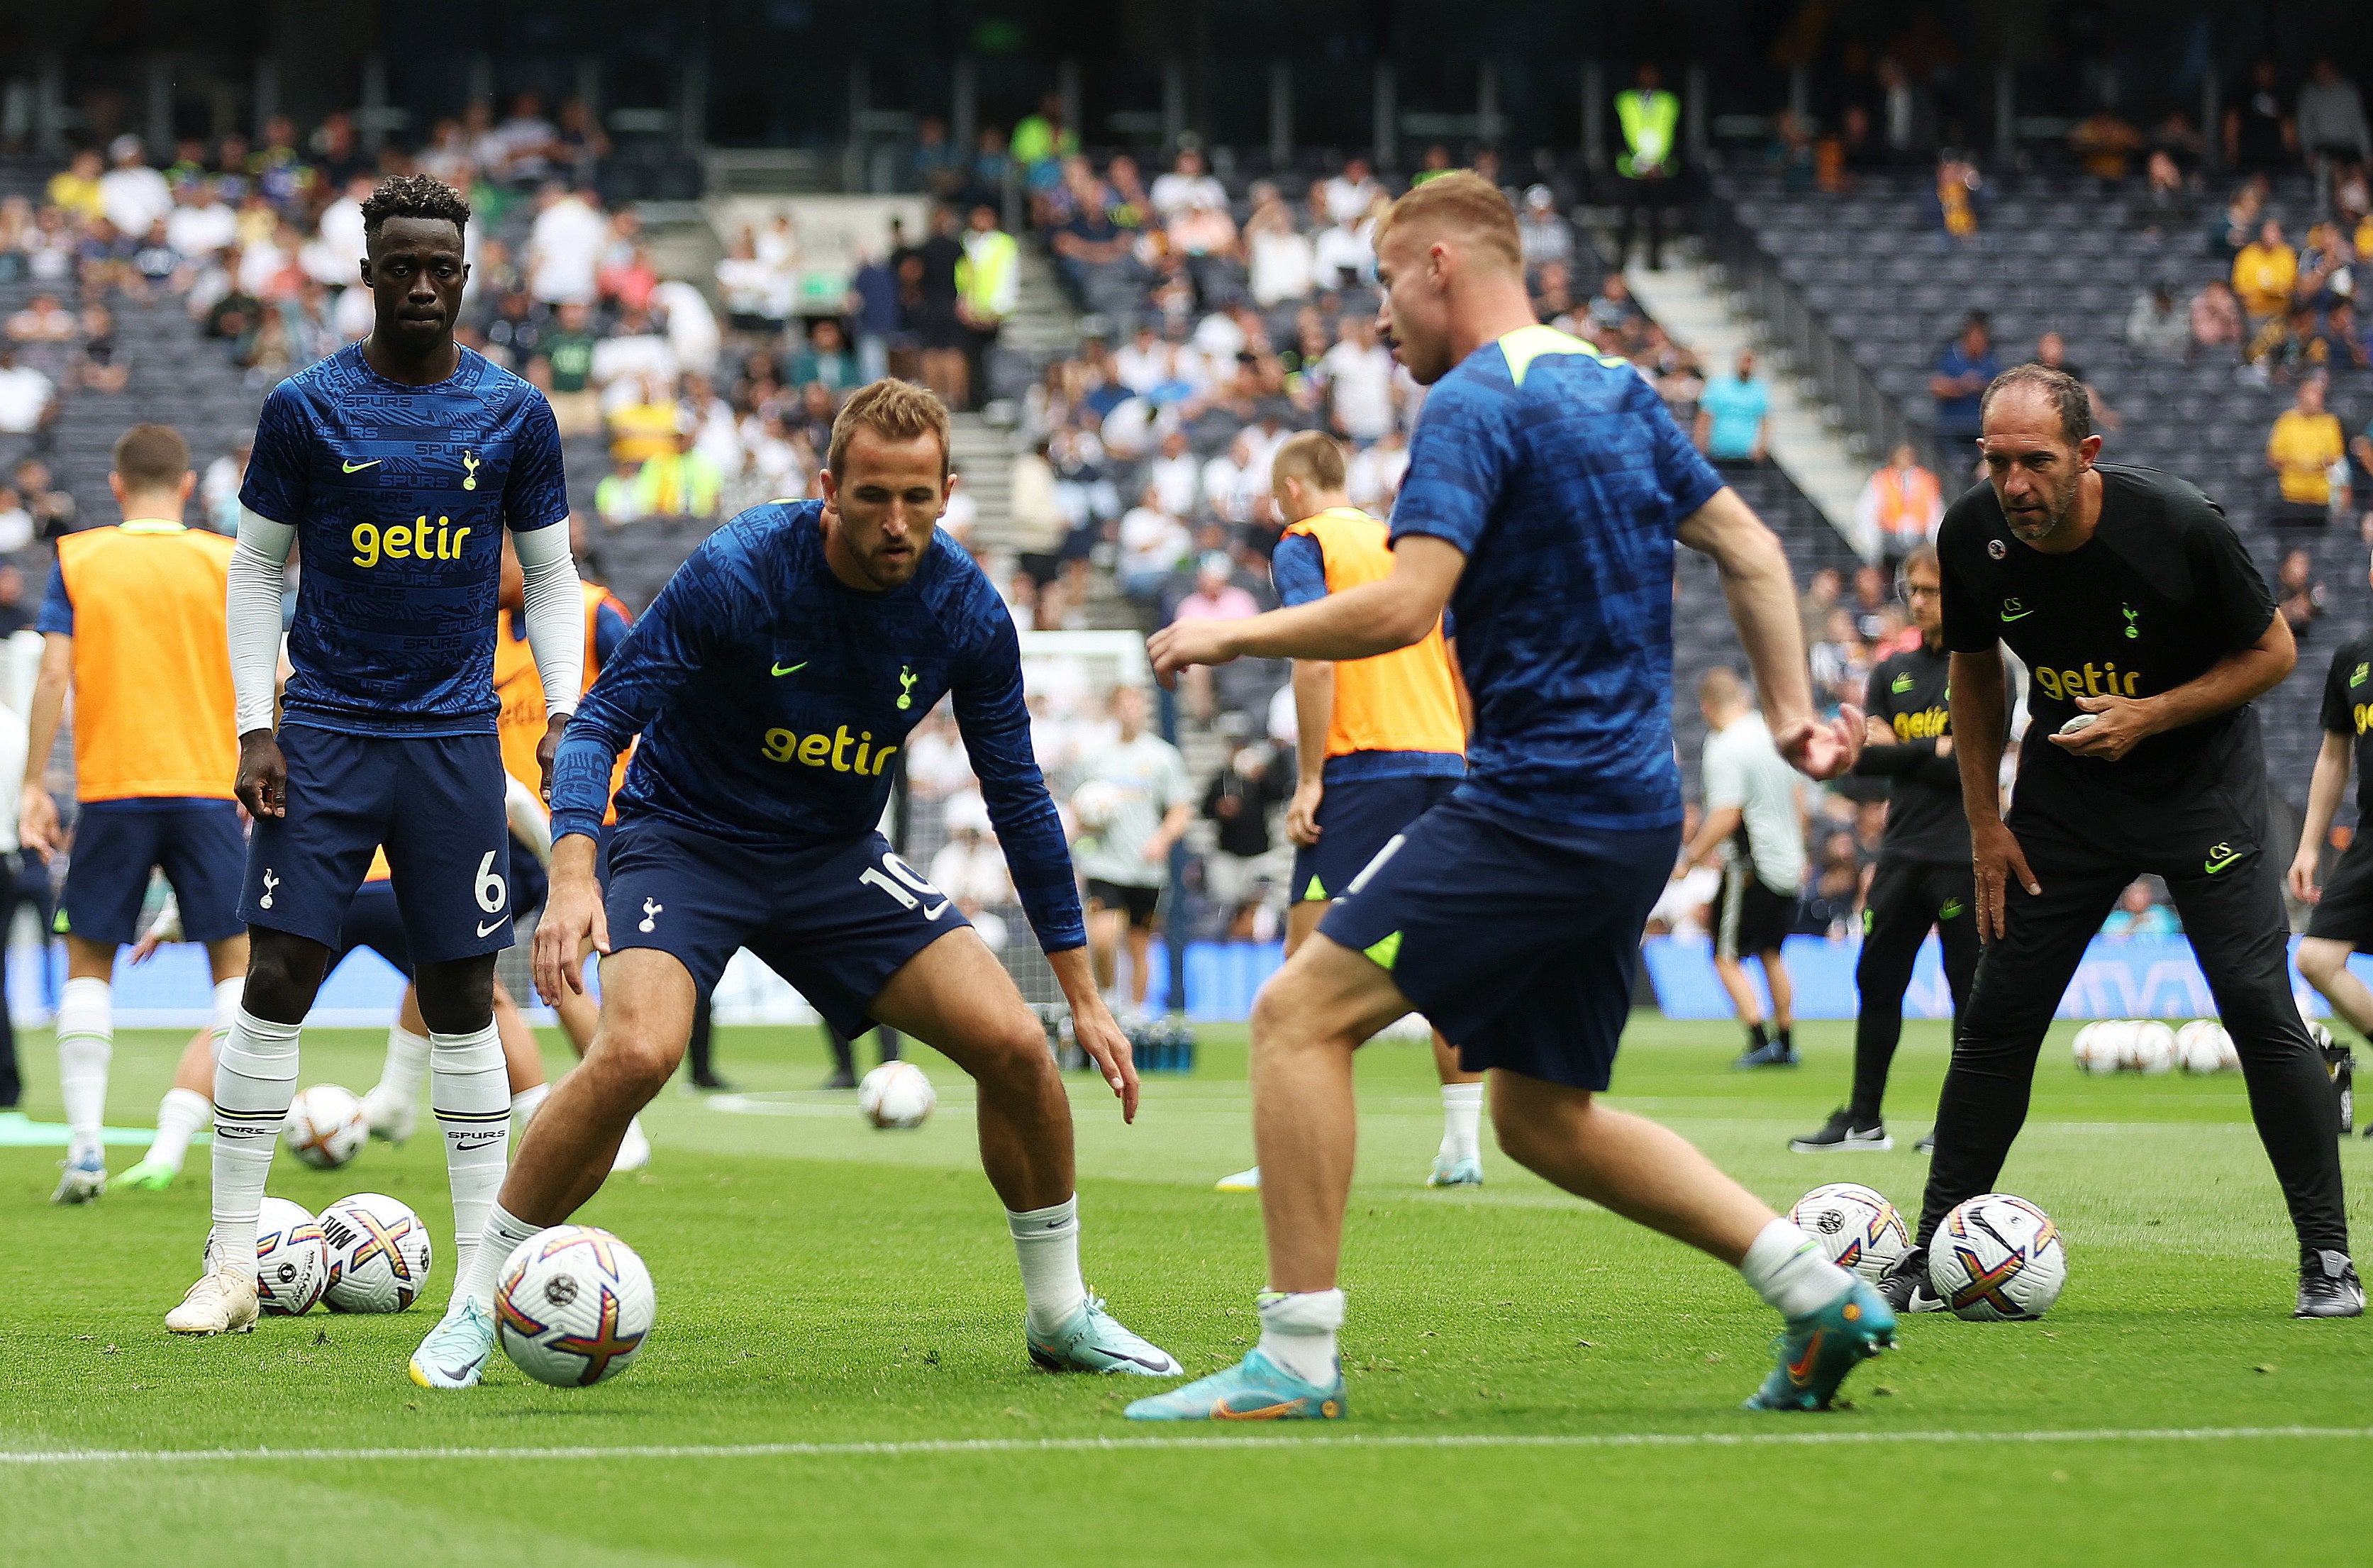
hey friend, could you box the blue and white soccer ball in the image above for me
[319,1191,433,1313]
[1928,1193,2067,1321]
[1789,1182,1911,1284]
[205,1195,330,1316]
[495,1225,656,1388]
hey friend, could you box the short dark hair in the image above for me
[360,174,472,239]
[111,423,189,492]
[1979,363,2093,444]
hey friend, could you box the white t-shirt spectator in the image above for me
[652,279,720,377]
[1311,222,1374,287]
[0,363,55,433]
[1069,733,1192,890]
[1150,169,1227,218]
[1148,448,1200,517]
[1118,504,1190,580]
[590,331,679,396]
[1249,228,1315,307]
[332,283,375,343]
[99,164,172,240]
[928,835,1014,909]
[1700,712,1806,894]
[1114,336,1167,394]
[1347,437,1409,508]
[0,500,31,555]
[167,197,237,260]
[1319,340,1396,440]
[1191,311,1247,361]
[526,193,606,305]
[1322,171,1383,226]
[316,195,367,273]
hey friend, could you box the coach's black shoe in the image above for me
[2296,1252,2366,1318]
[819,1069,858,1091]
[688,1071,735,1092]
[1877,1248,1945,1314]
[1914,1132,1935,1155]
[1789,1108,1892,1152]
[1734,1039,1801,1069]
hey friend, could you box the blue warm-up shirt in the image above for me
[239,343,571,736]
[550,501,1085,952]
[1389,325,1724,833]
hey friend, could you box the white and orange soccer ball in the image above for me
[205,1195,330,1316]
[1927,1193,2068,1321]
[494,1225,656,1388]
[2130,1021,2178,1076]
[1788,1182,1912,1284]
[319,1191,433,1312]
[2175,1019,2231,1074]
[284,1084,368,1170]
[857,1061,935,1129]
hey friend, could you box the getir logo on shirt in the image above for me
[351,515,474,567]
[762,723,899,777]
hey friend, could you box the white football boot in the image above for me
[165,1267,260,1334]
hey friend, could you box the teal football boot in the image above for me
[1123,1348,1347,1421]
[1026,1295,1182,1376]
[1743,1277,1896,1411]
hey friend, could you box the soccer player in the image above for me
[2291,561,2373,1111]
[1888,363,2357,1319]
[167,174,586,1335]
[1070,685,1191,1020]
[1132,174,1888,1421]
[18,423,247,1205]
[1213,430,1483,1194]
[409,380,1177,1390]
[1791,544,1981,1153]
[1677,667,1806,1069]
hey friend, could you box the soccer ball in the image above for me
[857,1061,935,1129]
[1927,1193,2068,1320]
[494,1225,656,1388]
[2070,1022,2110,1074]
[1069,779,1122,833]
[2217,1028,2243,1071]
[2130,1021,2177,1075]
[2074,1019,2133,1073]
[284,1085,368,1170]
[204,1196,330,1316]
[1787,1182,1911,1284]
[319,1192,433,1312]
[2174,1019,2230,1074]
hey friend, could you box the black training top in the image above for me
[1938,464,2276,797]
[1852,639,1970,864]
[2319,630,2373,822]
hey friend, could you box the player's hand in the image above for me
[1862,714,1892,748]
[2289,852,2322,906]
[129,927,167,964]
[1935,733,1952,758]
[2047,692,2157,762]
[235,729,289,819]
[1774,704,1863,781]
[1067,991,1141,1123]
[1146,618,1241,688]
[533,867,608,1003]
[1972,816,2040,942]
[1286,779,1324,846]
[17,788,58,862]
[538,712,569,804]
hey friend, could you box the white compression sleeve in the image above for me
[512,524,584,719]
[228,506,296,735]
[505,774,554,864]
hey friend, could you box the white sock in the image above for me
[1740,1217,1855,1319]
[144,1086,212,1174]
[372,1023,431,1109]
[210,977,243,1047]
[210,1008,301,1277]
[461,1201,543,1310]
[1439,1082,1483,1163]
[431,1023,510,1286]
[1256,1288,1345,1385]
[55,976,111,1163]
[509,1081,550,1136]
[1008,1196,1086,1335]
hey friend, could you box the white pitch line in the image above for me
[4,1426,2369,1467]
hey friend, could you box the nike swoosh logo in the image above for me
[439,1362,478,1383]
[1999,609,2033,622]
[1214,1398,1304,1420]
[476,918,505,937]
[922,899,950,919]
[2204,854,2240,874]
[342,460,381,473]
[1788,1329,1823,1386]
[772,661,807,677]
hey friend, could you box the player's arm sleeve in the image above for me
[1389,375,1507,556]
[33,559,70,636]
[513,521,585,718]
[592,598,632,667]
[1269,532,1329,607]
[2188,504,2279,650]
[1935,510,1994,652]
[226,505,296,735]
[950,602,1086,953]
[1641,376,1725,521]
[2321,649,2355,735]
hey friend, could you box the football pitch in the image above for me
[4,1016,2369,1567]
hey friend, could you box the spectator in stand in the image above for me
[1168,552,1261,722]
[2126,279,2192,359]
[1118,486,1191,604]
[785,317,859,395]
[13,459,71,538]
[2150,109,2206,168]
[1516,185,1573,277]
[1808,607,1868,716]
[1586,271,1641,335]
[1929,311,1999,445]
[715,228,783,331]
[2317,301,2372,371]
[1051,167,1131,308]
[1309,201,1373,290]
[1799,565,1841,649]
[1694,348,1769,467]
[167,178,237,260]
[1009,93,1076,187]
[526,182,605,306]
[75,304,127,394]
[2295,221,2355,313]
[955,203,1018,411]
[2101,879,2181,938]
[1321,157,1383,227]
[1927,153,1985,247]
[1150,147,1226,220]
[2191,276,2245,353]
[594,446,645,531]
[2068,109,2145,181]
[1317,316,1397,444]
[2033,331,2119,432]
[1855,443,1943,562]
[2225,60,2296,171]
[847,243,899,384]
[2277,547,2328,642]
[46,148,104,223]
[911,205,969,408]
[606,370,681,466]
[2129,151,2196,238]
[2298,59,2372,194]
[98,137,172,241]
[0,347,55,436]
[1147,428,1199,517]
[552,99,610,189]
[540,300,601,438]
[1167,190,1240,309]
[1613,63,1680,267]
[633,421,724,526]
[2267,374,2345,529]
[1244,184,1313,309]
[1203,743,1291,940]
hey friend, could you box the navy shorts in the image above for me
[1291,774,1460,903]
[601,816,970,1039]
[240,725,513,966]
[1317,791,1679,1091]
[333,880,414,979]
[62,799,245,949]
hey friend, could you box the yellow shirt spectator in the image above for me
[607,399,679,465]
[2269,407,2345,506]
[2233,235,2298,321]
[46,164,104,223]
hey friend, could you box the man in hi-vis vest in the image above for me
[1616,63,1681,269]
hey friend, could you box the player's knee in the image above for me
[972,1014,1058,1089]
[592,1025,682,1102]
[241,940,325,1023]
[2297,939,2348,986]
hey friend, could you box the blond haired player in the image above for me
[1214,430,1482,1193]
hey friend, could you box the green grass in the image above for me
[5,1016,2372,1566]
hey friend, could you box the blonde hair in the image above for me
[1269,430,1347,499]
[1372,171,1522,274]
[826,378,952,479]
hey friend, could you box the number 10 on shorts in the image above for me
[860,852,950,920]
